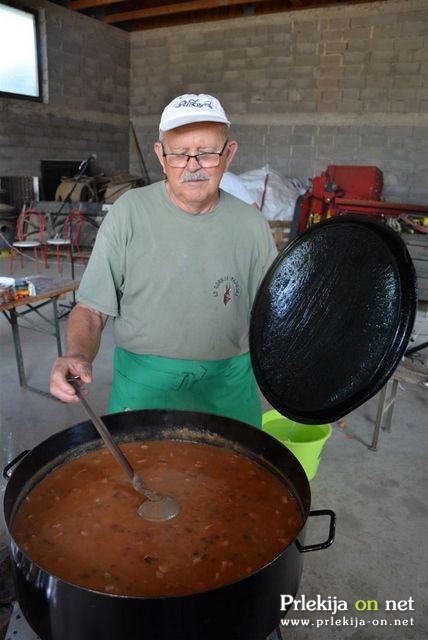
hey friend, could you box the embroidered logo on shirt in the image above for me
[212,276,241,305]
[223,284,232,305]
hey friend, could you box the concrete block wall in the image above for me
[0,1,129,182]
[130,0,428,204]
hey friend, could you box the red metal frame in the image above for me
[298,166,428,233]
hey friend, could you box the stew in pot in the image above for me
[12,440,303,597]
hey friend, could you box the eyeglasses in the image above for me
[161,139,229,168]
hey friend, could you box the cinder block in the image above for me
[398,48,428,62]
[345,27,372,40]
[393,62,422,75]
[342,88,361,100]
[318,126,337,135]
[370,38,395,51]
[227,58,247,70]
[315,142,335,156]
[327,18,350,30]
[370,50,396,62]
[245,46,264,58]
[366,75,394,89]
[319,54,342,67]
[321,30,344,43]
[386,159,416,172]
[316,78,339,90]
[360,132,387,147]
[350,16,373,29]
[288,162,315,182]
[343,64,365,77]
[295,42,318,54]
[363,101,393,113]
[395,76,423,88]
[402,21,428,36]
[372,24,401,38]
[291,146,315,160]
[318,66,344,79]
[320,90,341,103]
[250,57,273,69]
[263,44,292,57]
[288,65,317,77]
[291,134,314,146]
[346,39,370,52]
[388,88,418,100]
[366,62,392,75]
[341,77,366,89]
[270,78,288,89]
[266,125,293,138]
[318,101,340,113]
[394,36,425,50]
[293,54,320,66]
[335,133,361,147]
[361,87,388,100]
[295,125,318,136]
[324,42,347,55]
[343,51,368,64]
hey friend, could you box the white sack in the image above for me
[238,164,302,221]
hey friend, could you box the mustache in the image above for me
[180,171,210,183]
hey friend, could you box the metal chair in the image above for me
[46,229,72,274]
[9,209,47,273]
[46,209,88,273]
[370,356,428,450]
[65,209,91,265]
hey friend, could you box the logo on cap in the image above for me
[176,97,215,110]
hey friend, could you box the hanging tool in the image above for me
[129,120,151,185]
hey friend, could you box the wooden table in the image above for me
[0,276,79,397]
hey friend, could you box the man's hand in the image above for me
[49,354,93,403]
[49,302,107,402]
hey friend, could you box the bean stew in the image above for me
[12,440,303,597]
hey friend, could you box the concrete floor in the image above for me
[0,254,427,640]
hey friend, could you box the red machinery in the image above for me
[298,165,428,234]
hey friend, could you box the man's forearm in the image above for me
[66,303,108,363]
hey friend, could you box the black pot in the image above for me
[3,410,335,640]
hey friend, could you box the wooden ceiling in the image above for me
[52,0,381,32]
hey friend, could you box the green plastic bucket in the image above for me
[262,410,332,480]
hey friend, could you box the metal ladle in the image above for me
[67,377,180,522]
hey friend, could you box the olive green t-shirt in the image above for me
[77,181,277,360]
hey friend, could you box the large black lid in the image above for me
[250,215,417,424]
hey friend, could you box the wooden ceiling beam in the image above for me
[128,4,286,31]
[69,0,128,9]
[103,0,277,25]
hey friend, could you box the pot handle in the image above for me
[3,450,30,480]
[296,509,336,553]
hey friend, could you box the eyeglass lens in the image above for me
[163,140,228,168]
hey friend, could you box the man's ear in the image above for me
[224,140,238,172]
[154,142,167,173]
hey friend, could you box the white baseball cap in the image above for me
[159,94,231,133]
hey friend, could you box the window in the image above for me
[0,2,42,100]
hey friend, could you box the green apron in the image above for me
[108,348,262,428]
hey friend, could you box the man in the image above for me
[50,94,277,428]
